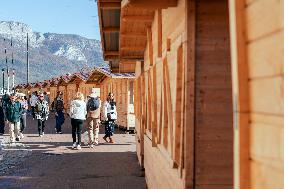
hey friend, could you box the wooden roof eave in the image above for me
[98,0,121,61]
[121,0,177,9]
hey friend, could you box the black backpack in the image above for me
[87,97,100,111]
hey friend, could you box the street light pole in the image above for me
[2,69,4,93]
[26,33,29,84]
[12,68,15,91]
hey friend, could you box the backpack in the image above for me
[87,97,100,111]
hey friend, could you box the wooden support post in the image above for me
[184,0,196,188]
[157,9,162,58]
[147,27,154,66]
[229,0,250,189]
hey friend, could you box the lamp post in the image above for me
[12,68,15,91]
[2,68,4,93]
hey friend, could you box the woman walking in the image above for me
[34,93,49,137]
[103,93,117,143]
[19,94,28,139]
[70,92,87,150]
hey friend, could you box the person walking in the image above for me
[86,89,101,148]
[53,91,65,134]
[0,102,5,135]
[34,93,49,137]
[43,91,50,104]
[5,93,22,143]
[103,93,117,143]
[19,94,28,139]
[70,92,87,150]
[30,92,38,119]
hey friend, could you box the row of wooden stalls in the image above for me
[97,0,284,189]
[15,67,136,131]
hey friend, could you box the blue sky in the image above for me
[0,0,100,40]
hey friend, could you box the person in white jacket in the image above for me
[69,92,87,150]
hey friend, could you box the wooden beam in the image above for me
[121,46,145,51]
[147,27,153,66]
[104,55,119,60]
[99,2,121,9]
[229,0,250,188]
[184,0,196,188]
[157,9,162,58]
[122,15,154,22]
[105,51,119,56]
[99,0,121,2]
[122,0,177,9]
[102,27,120,33]
[121,33,146,38]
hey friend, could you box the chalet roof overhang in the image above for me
[68,74,87,84]
[86,70,107,84]
[98,0,177,73]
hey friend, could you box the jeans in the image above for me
[20,113,27,133]
[86,117,100,144]
[38,120,45,135]
[105,120,114,138]
[31,106,35,119]
[55,111,64,132]
[71,118,83,145]
[9,121,20,142]
[0,106,5,134]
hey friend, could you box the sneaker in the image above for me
[88,144,94,148]
[59,132,63,134]
[72,143,77,149]
[42,132,45,136]
[94,140,99,146]
[19,133,24,139]
[39,135,43,137]
[15,137,19,141]
[76,145,81,150]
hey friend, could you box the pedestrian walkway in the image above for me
[0,113,146,189]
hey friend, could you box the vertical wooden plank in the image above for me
[174,44,184,168]
[163,57,174,159]
[147,28,154,66]
[152,64,158,146]
[184,0,196,188]
[158,9,163,58]
[229,0,250,189]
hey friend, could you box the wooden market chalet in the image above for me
[96,0,284,189]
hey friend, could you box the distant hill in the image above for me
[0,21,105,85]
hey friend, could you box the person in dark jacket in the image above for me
[5,93,22,143]
[0,104,5,135]
[53,91,64,134]
[35,93,49,137]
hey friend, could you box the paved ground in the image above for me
[0,113,146,189]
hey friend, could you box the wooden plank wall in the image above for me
[133,0,235,188]
[194,0,233,188]
[229,0,284,188]
[133,0,186,188]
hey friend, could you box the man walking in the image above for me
[86,88,101,147]
[35,93,49,137]
[5,93,22,143]
[53,91,64,134]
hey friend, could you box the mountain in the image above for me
[0,21,105,85]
